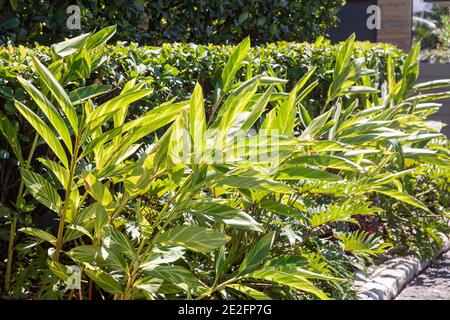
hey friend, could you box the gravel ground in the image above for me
[395,250,450,300]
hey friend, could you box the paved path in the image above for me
[395,250,450,300]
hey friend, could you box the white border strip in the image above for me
[356,234,450,300]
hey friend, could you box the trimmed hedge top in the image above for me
[0,0,345,46]
[0,39,405,124]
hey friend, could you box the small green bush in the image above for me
[0,0,345,46]
[421,48,450,63]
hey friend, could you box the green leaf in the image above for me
[17,76,73,151]
[270,266,343,282]
[226,284,272,300]
[103,225,136,258]
[103,101,187,160]
[414,79,450,91]
[94,204,108,237]
[309,200,380,228]
[189,83,206,160]
[407,91,450,103]
[217,211,263,232]
[0,111,23,163]
[215,76,260,133]
[85,25,117,51]
[14,101,69,168]
[216,175,293,193]
[37,158,70,188]
[298,103,312,128]
[221,37,250,93]
[31,56,78,133]
[250,269,329,300]
[84,268,122,294]
[260,199,304,217]
[187,200,263,232]
[66,245,100,263]
[276,167,341,181]
[366,170,414,187]
[374,186,431,213]
[0,203,15,219]
[300,107,334,139]
[276,68,316,135]
[402,148,449,167]
[140,246,186,271]
[285,155,363,171]
[0,86,14,99]
[83,173,113,209]
[52,32,91,58]
[20,227,56,245]
[48,261,79,283]
[240,86,273,132]
[20,168,62,213]
[328,34,357,101]
[69,84,111,105]
[238,232,274,275]
[155,225,230,253]
[86,86,153,130]
[343,86,379,94]
[336,231,391,259]
[68,48,92,80]
[143,266,208,295]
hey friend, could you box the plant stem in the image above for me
[5,133,39,292]
[195,277,238,300]
[109,195,131,224]
[53,134,81,262]
[5,216,17,292]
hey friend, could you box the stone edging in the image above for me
[355,234,450,300]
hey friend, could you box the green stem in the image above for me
[320,99,330,114]
[53,134,81,262]
[207,94,224,126]
[120,171,196,299]
[5,133,39,293]
[5,217,17,293]
[121,235,149,299]
[195,277,238,300]
[109,172,163,225]
[109,195,131,224]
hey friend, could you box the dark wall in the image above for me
[329,0,377,43]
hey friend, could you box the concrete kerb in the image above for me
[356,234,450,300]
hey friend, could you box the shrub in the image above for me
[0,0,345,46]
[0,29,404,174]
[421,48,450,63]
[1,29,449,300]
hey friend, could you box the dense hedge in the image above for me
[0,39,405,125]
[0,0,346,45]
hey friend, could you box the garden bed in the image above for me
[0,27,449,300]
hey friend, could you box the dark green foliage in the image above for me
[0,0,346,46]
